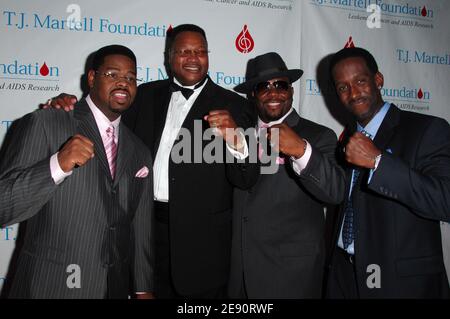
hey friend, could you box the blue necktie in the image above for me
[342,168,361,249]
[342,130,371,249]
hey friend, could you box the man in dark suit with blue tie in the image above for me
[0,45,154,298]
[326,47,450,298]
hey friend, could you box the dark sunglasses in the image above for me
[254,80,291,95]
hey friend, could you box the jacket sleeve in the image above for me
[0,112,58,227]
[131,153,155,293]
[298,128,346,205]
[369,117,450,222]
[225,96,260,190]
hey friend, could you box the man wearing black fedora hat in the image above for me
[229,52,345,298]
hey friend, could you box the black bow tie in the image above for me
[169,82,194,100]
[169,77,207,100]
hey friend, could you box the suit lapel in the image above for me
[181,77,216,130]
[114,123,134,186]
[74,99,112,182]
[153,81,172,157]
[283,109,301,129]
[373,104,400,151]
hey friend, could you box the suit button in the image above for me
[243,217,248,222]
[111,189,117,195]
[171,177,175,182]
[109,226,116,231]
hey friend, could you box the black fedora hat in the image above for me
[234,52,303,94]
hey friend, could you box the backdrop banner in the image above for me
[0,0,448,293]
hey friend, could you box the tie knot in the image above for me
[106,125,115,138]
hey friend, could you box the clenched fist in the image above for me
[267,123,306,158]
[58,134,94,172]
[204,109,244,150]
[344,132,381,168]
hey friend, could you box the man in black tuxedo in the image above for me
[326,47,450,298]
[46,24,255,298]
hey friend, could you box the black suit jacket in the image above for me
[123,77,255,295]
[229,110,345,298]
[0,100,154,298]
[327,104,450,298]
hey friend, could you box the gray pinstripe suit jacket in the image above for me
[0,99,154,298]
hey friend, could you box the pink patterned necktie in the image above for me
[105,125,117,179]
[258,123,269,160]
[258,123,285,164]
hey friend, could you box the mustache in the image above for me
[349,97,368,105]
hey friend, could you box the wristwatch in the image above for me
[373,153,382,170]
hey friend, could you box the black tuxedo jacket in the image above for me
[327,104,450,298]
[123,77,256,295]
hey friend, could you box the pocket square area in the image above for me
[135,166,149,178]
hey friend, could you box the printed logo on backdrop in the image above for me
[305,36,358,98]
[135,65,244,88]
[383,85,431,112]
[0,60,60,93]
[396,49,450,66]
[344,36,355,48]
[309,0,434,30]
[235,25,255,54]
[204,0,294,11]
[1,225,17,241]
[2,9,169,37]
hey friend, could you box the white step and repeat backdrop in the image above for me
[0,0,449,292]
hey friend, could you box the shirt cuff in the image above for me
[290,139,312,175]
[226,131,249,160]
[50,152,72,185]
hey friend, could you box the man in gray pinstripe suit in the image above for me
[0,45,154,299]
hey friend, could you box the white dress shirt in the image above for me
[153,78,208,202]
[153,78,249,202]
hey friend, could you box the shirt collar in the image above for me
[86,94,120,135]
[357,102,390,139]
[258,107,294,128]
[173,76,208,91]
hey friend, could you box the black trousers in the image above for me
[154,201,227,299]
[326,248,359,299]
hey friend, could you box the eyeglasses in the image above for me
[95,71,142,84]
[254,80,291,95]
[172,49,209,57]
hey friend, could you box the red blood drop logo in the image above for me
[417,88,424,99]
[40,62,49,76]
[235,25,254,54]
[344,36,355,48]
[421,6,427,17]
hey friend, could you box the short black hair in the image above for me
[329,47,379,78]
[165,24,208,54]
[91,45,137,71]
